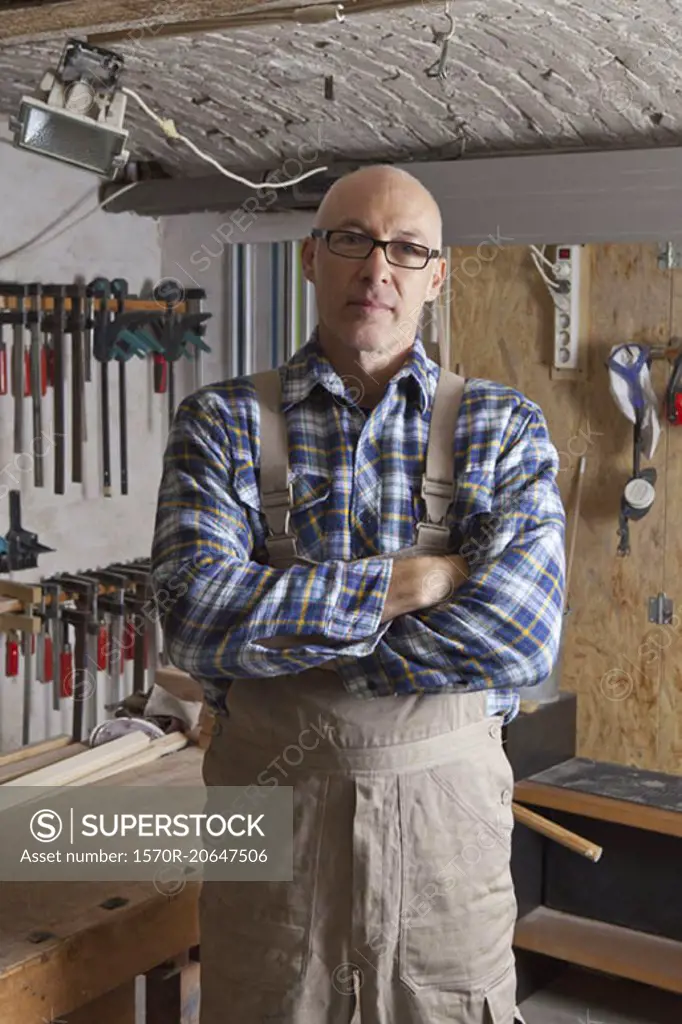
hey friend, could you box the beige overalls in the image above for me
[199,365,519,1024]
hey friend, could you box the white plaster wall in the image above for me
[0,128,162,751]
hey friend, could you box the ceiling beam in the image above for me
[0,0,263,42]
[100,145,682,247]
[0,0,426,44]
[87,0,421,46]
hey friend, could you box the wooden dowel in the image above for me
[513,801,603,861]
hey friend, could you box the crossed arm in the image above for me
[151,392,564,690]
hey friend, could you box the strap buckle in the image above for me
[415,520,451,551]
[261,484,293,510]
[421,475,454,524]
[261,484,293,535]
[421,476,454,500]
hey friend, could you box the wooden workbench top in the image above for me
[0,746,204,1024]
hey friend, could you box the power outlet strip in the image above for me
[552,244,583,371]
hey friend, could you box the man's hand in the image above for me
[381,553,469,621]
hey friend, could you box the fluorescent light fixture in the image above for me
[9,38,130,179]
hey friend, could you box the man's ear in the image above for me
[424,255,448,303]
[301,236,316,284]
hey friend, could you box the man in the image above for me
[151,164,565,1024]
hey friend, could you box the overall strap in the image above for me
[415,367,466,552]
[248,368,299,565]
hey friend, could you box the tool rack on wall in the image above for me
[0,280,212,497]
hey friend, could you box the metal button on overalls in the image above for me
[199,366,519,1024]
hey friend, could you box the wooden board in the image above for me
[0,735,71,769]
[0,743,87,785]
[448,242,673,773]
[574,243,668,771]
[659,271,682,775]
[1,732,150,787]
[514,778,682,839]
[87,744,204,787]
[527,756,682,813]
[514,906,682,994]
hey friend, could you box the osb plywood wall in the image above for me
[448,243,682,777]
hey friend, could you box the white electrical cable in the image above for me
[529,243,554,270]
[0,181,141,266]
[122,87,329,189]
[0,187,94,264]
[530,247,560,292]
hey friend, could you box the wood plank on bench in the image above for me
[514,907,682,994]
[513,779,682,838]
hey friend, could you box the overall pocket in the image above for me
[398,726,517,992]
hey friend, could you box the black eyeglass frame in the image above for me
[310,228,441,269]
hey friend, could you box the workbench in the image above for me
[0,745,204,1024]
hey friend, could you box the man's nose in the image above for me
[359,245,392,283]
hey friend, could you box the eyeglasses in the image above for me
[311,228,440,270]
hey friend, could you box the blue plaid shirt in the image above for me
[151,330,565,723]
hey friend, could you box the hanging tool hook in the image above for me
[426,1,455,80]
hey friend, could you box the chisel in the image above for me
[111,279,129,496]
[28,283,45,487]
[11,290,26,456]
[44,286,67,495]
[70,283,86,484]
[82,279,93,385]
[89,278,113,497]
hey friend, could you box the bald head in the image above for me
[301,162,448,363]
[313,164,443,250]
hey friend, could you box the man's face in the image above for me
[301,174,446,360]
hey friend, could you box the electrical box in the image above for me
[552,244,584,372]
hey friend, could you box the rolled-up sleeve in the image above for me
[150,391,393,683]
